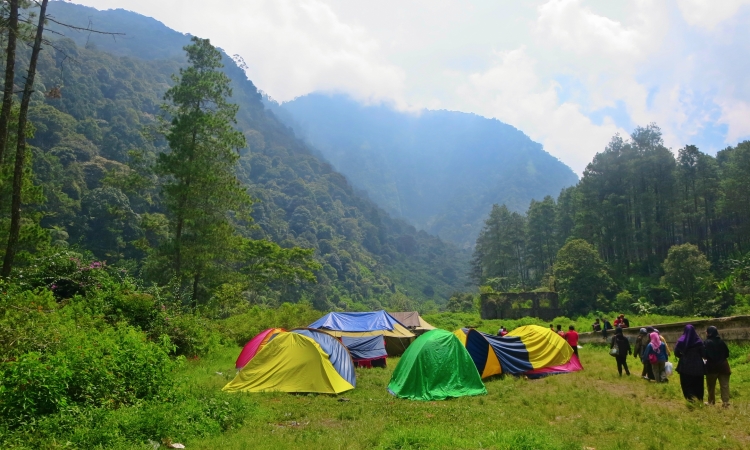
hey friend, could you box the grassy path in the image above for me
[183,344,749,450]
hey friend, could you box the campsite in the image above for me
[182,314,750,450]
[1,2,750,449]
[185,311,749,449]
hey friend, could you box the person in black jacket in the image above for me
[610,327,631,376]
[704,326,731,407]
[674,324,705,401]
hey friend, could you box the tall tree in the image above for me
[553,238,614,315]
[1,0,47,277]
[156,37,251,302]
[0,0,18,164]
[661,243,712,314]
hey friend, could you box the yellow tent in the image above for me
[223,332,354,394]
[506,325,573,369]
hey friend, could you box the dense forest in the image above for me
[274,93,578,248]
[0,2,470,313]
[471,124,750,317]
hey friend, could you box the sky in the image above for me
[73,0,750,173]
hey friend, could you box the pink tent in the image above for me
[524,354,583,379]
[235,328,284,369]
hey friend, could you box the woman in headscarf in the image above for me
[704,326,731,407]
[674,324,705,401]
[646,331,668,382]
[610,327,631,376]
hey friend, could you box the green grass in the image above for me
[177,342,750,450]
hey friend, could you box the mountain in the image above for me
[22,1,470,309]
[274,94,579,248]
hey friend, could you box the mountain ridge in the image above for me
[24,1,470,309]
[275,93,579,248]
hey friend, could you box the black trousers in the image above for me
[616,355,630,375]
[679,373,704,401]
[641,361,654,379]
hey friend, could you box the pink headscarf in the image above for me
[649,332,662,353]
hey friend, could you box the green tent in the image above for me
[387,329,487,401]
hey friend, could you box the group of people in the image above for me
[550,324,579,356]
[616,325,732,406]
[593,314,630,338]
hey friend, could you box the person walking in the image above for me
[647,331,668,382]
[602,318,613,340]
[633,328,654,380]
[565,325,579,357]
[556,324,565,337]
[674,324,705,402]
[704,326,731,407]
[610,327,631,376]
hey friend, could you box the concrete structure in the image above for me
[578,315,750,346]
[480,292,562,321]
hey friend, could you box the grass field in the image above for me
[179,341,750,450]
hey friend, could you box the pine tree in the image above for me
[156,37,251,303]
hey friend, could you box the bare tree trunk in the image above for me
[0,0,19,164]
[1,0,48,277]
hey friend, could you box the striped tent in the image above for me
[455,325,574,377]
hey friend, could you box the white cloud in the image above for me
[676,0,750,29]
[456,47,627,172]
[65,0,750,171]
[72,0,405,103]
[718,99,750,142]
[536,0,644,58]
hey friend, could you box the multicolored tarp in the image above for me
[505,325,573,371]
[387,329,487,401]
[291,328,356,387]
[235,328,284,369]
[453,328,503,378]
[455,325,574,376]
[223,332,354,394]
[524,354,583,379]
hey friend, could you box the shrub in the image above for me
[0,352,72,428]
[0,325,174,429]
[216,302,321,346]
[150,311,220,357]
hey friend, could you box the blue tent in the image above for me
[342,335,387,367]
[309,311,415,355]
[291,328,356,387]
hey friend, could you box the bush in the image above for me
[216,302,321,346]
[0,325,174,429]
[0,352,72,428]
[150,311,220,357]
[1,388,253,449]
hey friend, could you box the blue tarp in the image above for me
[342,336,387,361]
[291,329,356,387]
[309,311,403,332]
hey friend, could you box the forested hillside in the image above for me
[0,2,469,310]
[274,93,578,248]
[472,124,750,317]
